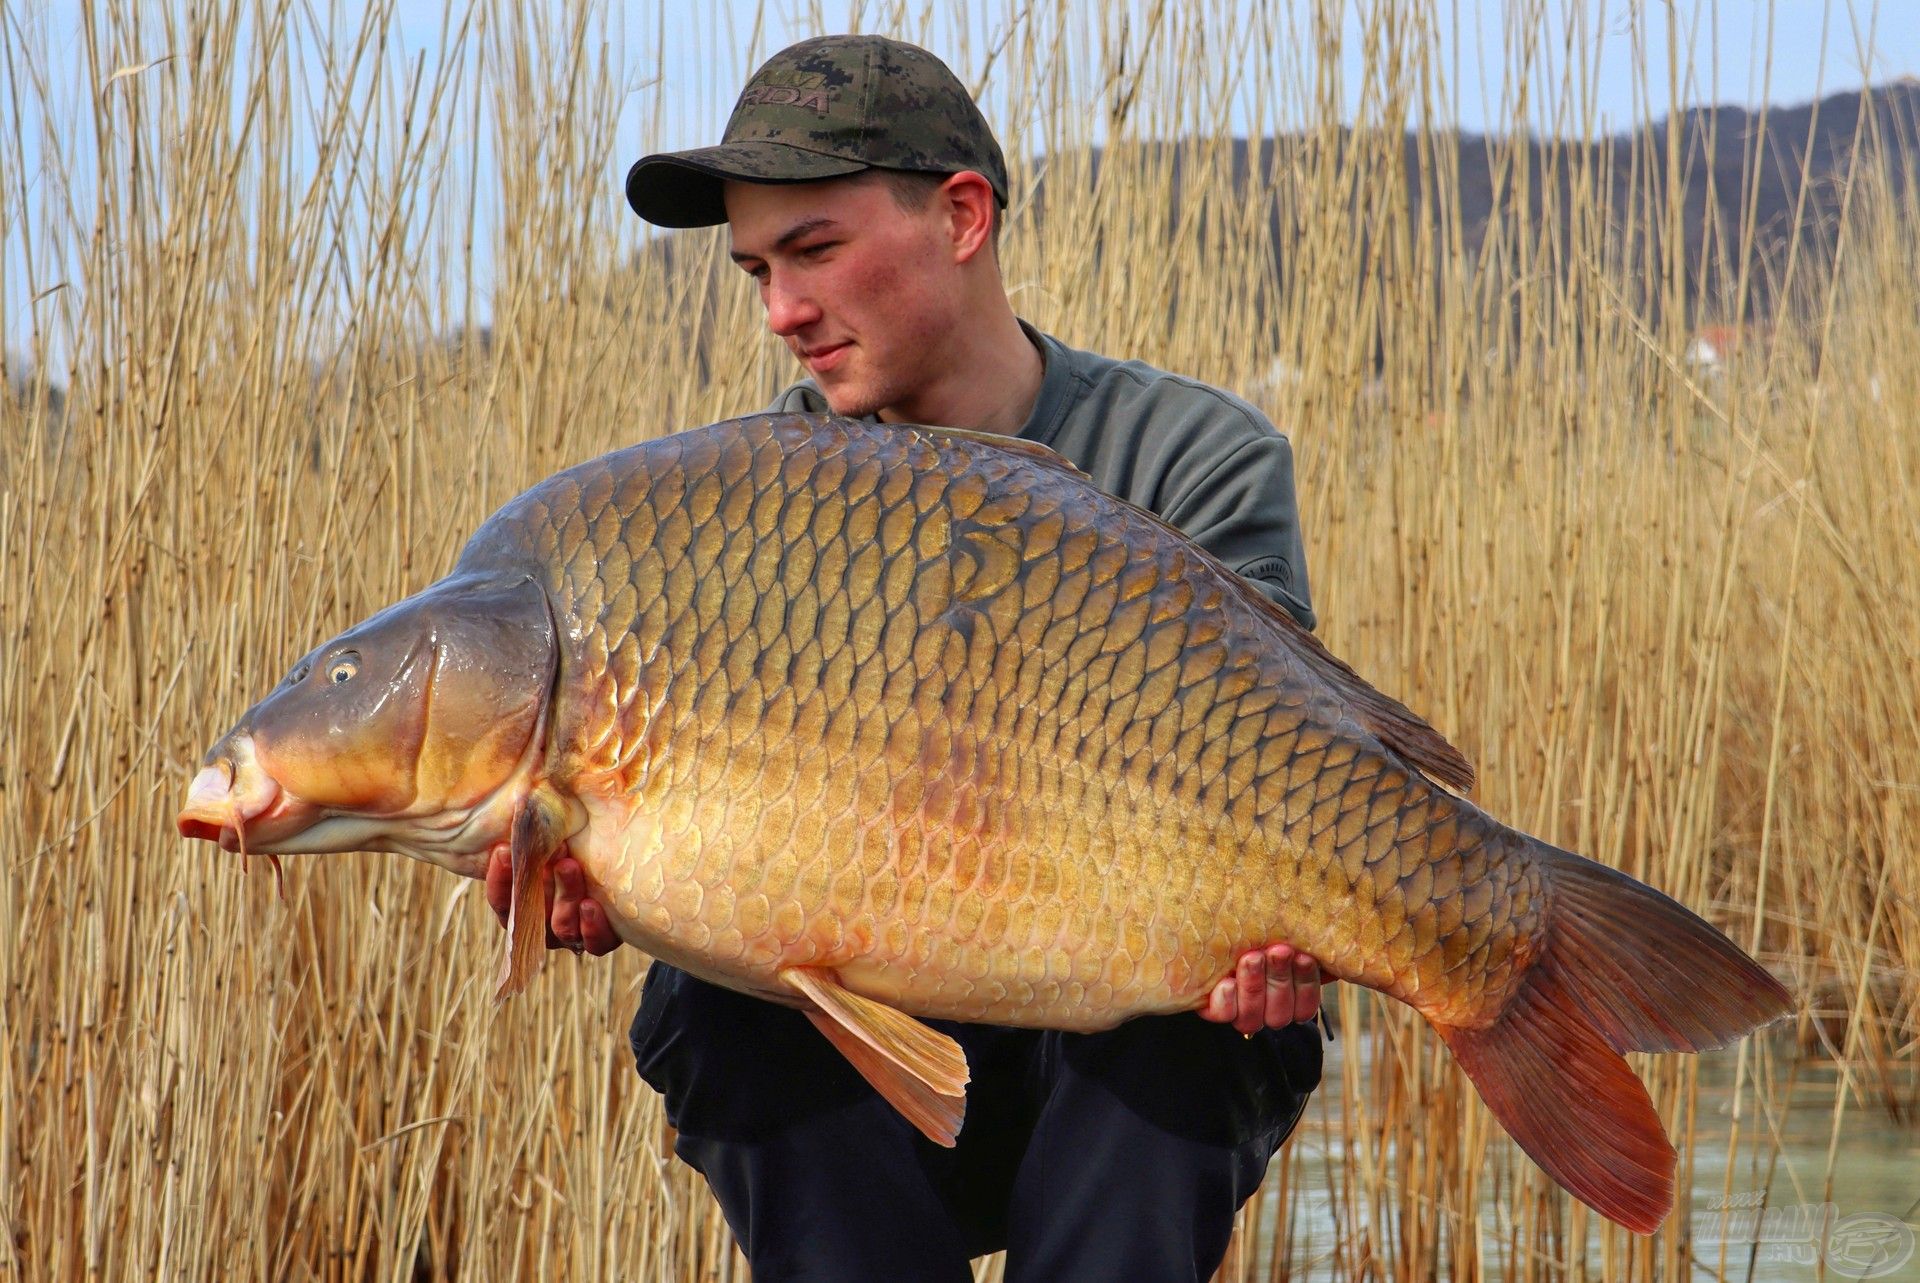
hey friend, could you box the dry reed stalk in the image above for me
[3,1,1915,1278]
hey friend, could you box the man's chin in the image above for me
[809,365,889,420]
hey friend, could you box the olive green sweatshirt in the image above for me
[766,320,1316,630]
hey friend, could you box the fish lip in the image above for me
[178,759,248,840]
[188,793,334,855]
[177,744,307,852]
[177,815,227,844]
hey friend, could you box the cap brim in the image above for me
[625,141,872,227]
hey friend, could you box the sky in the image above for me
[608,0,1920,144]
[7,1,1919,368]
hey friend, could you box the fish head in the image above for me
[177,573,556,873]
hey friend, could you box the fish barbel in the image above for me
[178,413,1790,1232]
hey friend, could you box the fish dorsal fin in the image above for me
[908,425,1093,483]
[781,966,970,1145]
[903,417,1473,793]
[1233,573,1475,792]
[1118,503,1476,794]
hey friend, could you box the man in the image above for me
[488,34,1331,1283]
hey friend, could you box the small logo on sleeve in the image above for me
[1240,556,1293,586]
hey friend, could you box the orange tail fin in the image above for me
[1434,839,1793,1234]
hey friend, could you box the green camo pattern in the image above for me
[625,34,1009,224]
[719,35,1008,196]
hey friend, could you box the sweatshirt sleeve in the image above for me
[1154,417,1316,632]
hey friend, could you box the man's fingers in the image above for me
[1202,976,1238,1025]
[550,895,580,949]
[1291,950,1321,1025]
[483,843,610,957]
[578,899,622,956]
[1203,946,1334,1030]
[1264,943,1297,1028]
[1234,952,1264,1036]
[483,843,511,923]
[552,856,584,901]
[550,857,585,951]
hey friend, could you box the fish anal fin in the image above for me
[1436,965,1675,1233]
[802,1010,967,1146]
[781,966,969,1145]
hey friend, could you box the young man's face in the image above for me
[724,172,959,419]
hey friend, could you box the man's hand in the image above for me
[1199,944,1332,1035]
[483,844,624,956]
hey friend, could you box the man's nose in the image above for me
[764,278,821,336]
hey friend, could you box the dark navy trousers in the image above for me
[630,964,1322,1283]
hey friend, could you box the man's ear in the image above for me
[940,171,998,264]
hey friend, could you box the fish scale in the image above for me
[181,411,1791,1231]
[459,414,1524,1027]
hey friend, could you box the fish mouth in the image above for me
[176,735,319,853]
[179,790,324,854]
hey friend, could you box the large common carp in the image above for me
[179,413,1790,1232]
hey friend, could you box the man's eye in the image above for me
[800,242,835,258]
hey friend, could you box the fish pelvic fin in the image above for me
[492,789,573,1003]
[1435,839,1793,1234]
[780,966,970,1146]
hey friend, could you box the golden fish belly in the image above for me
[573,699,1523,1031]
[579,775,1273,1030]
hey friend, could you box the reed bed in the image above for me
[3,2,1915,1278]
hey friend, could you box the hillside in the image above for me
[629,81,1920,329]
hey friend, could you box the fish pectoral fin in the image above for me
[779,966,970,1146]
[492,789,572,1003]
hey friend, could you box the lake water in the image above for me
[1269,1030,1919,1280]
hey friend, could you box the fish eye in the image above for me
[326,653,360,685]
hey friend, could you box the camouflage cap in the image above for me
[625,34,1009,228]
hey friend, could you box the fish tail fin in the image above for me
[1433,839,1792,1234]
